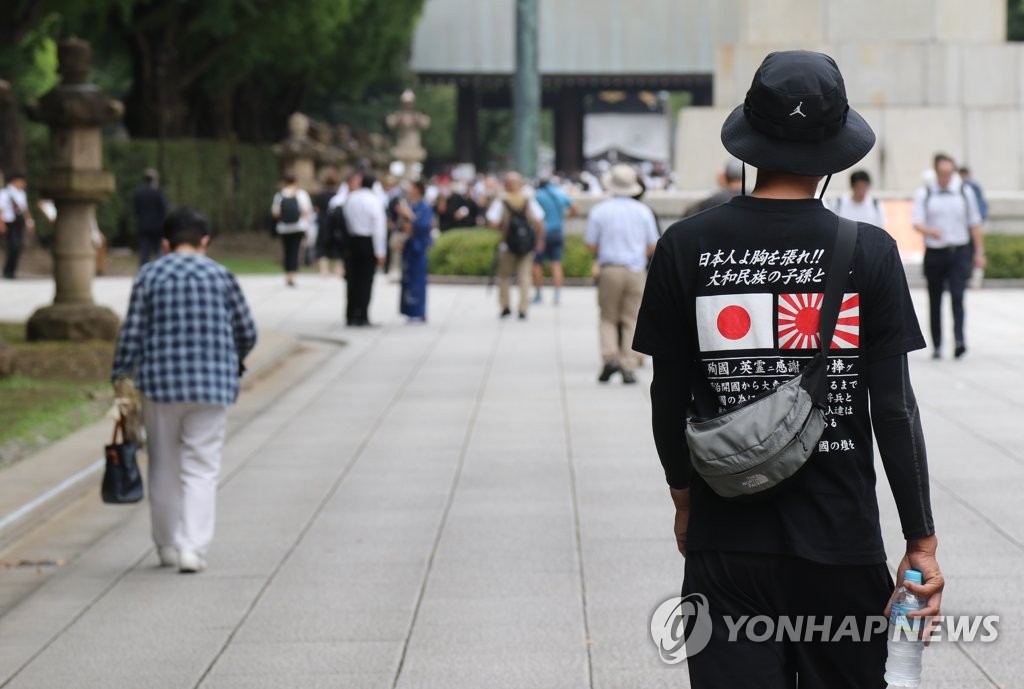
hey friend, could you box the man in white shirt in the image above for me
[0,172,35,279]
[833,170,885,228]
[585,164,660,384]
[486,172,544,320]
[328,171,389,212]
[912,153,985,359]
[342,173,388,326]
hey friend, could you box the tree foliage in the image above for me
[1010,0,1024,40]
[1,0,426,142]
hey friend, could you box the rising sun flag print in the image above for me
[777,292,861,350]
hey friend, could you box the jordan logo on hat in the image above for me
[789,102,806,118]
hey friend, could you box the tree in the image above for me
[1,0,427,163]
[0,3,52,174]
[1011,0,1024,40]
[77,0,426,141]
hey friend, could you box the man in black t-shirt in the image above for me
[634,51,944,689]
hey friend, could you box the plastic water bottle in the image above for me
[970,266,984,290]
[884,569,925,687]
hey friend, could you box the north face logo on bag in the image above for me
[741,474,770,490]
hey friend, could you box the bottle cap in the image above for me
[903,569,923,585]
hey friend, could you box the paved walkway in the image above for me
[0,274,1021,688]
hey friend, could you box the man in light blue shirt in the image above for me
[585,164,660,384]
[911,153,986,359]
[532,178,577,305]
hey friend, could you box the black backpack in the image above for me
[329,205,350,248]
[504,202,536,256]
[279,195,301,224]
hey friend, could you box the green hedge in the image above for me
[428,229,1024,279]
[28,137,280,245]
[428,228,594,278]
[985,234,1024,279]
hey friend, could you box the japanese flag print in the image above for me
[778,292,860,350]
[696,294,775,352]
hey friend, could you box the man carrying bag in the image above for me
[633,51,944,688]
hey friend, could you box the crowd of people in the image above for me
[262,163,673,385]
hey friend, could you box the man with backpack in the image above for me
[486,172,544,320]
[913,154,985,360]
[633,51,943,688]
[312,172,345,278]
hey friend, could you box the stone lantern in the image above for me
[26,37,123,341]
[272,113,324,191]
[386,90,430,180]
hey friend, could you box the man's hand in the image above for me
[925,227,943,240]
[885,534,944,645]
[670,487,690,558]
[974,253,987,269]
[376,256,386,268]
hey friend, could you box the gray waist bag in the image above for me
[685,216,857,500]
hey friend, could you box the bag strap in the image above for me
[111,416,125,445]
[816,216,857,358]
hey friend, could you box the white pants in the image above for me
[142,398,228,556]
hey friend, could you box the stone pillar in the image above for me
[455,83,479,166]
[272,113,323,191]
[26,37,122,342]
[554,87,584,175]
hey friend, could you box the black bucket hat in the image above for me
[721,51,875,177]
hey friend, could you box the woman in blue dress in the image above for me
[398,180,434,322]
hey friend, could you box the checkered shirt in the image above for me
[111,252,258,405]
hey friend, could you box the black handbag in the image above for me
[102,417,144,504]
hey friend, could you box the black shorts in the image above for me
[682,551,893,689]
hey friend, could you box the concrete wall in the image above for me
[675,104,1024,195]
[410,0,741,75]
[679,0,1022,193]
[731,0,1006,45]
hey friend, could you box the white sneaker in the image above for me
[178,550,206,574]
[157,546,178,568]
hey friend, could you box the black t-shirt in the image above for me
[633,195,926,565]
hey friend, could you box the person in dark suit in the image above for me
[312,172,344,277]
[133,168,168,266]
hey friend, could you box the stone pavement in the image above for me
[0,274,1021,688]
